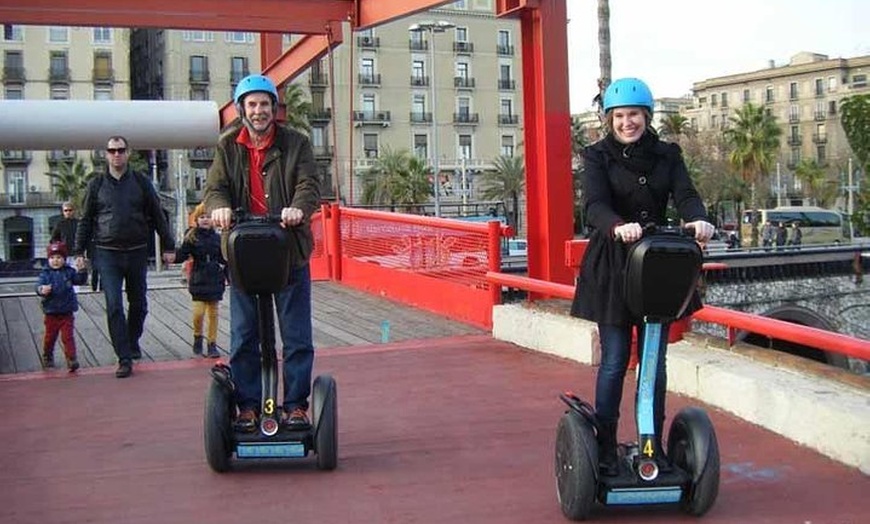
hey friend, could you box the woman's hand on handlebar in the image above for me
[280,207,304,227]
[613,222,643,242]
[685,220,715,243]
[211,207,233,229]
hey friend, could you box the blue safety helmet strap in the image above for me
[603,78,654,112]
[233,74,279,105]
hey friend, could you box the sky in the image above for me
[566,0,870,112]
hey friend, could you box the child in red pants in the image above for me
[36,242,88,371]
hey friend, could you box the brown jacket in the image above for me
[203,123,321,267]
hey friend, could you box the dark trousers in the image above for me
[43,313,76,361]
[93,247,148,363]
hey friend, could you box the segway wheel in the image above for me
[204,379,233,473]
[312,375,338,471]
[555,411,598,521]
[667,406,720,516]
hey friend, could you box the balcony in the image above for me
[49,67,71,83]
[92,68,114,83]
[308,72,328,88]
[46,150,76,165]
[358,73,382,86]
[0,191,60,208]
[788,114,800,123]
[3,66,25,83]
[497,44,515,56]
[410,75,430,87]
[814,111,827,121]
[409,39,428,51]
[787,135,802,146]
[410,111,433,124]
[310,108,332,123]
[498,79,516,90]
[498,114,519,125]
[357,35,380,49]
[1,150,31,166]
[313,145,334,159]
[353,110,391,127]
[453,112,480,125]
[454,77,476,89]
[453,41,474,54]
[812,133,828,144]
[188,147,215,167]
[189,70,210,85]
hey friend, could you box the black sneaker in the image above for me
[130,346,142,360]
[115,361,133,378]
[206,343,220,359]
[41,353,55,369]
[68,359,80,373]
[281,407,311,429]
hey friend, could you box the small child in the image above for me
[36,241,88,372]
[176,203,226,358]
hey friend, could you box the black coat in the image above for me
[176,228,226,302]
[570,135,708,326]
[50,217,78,249]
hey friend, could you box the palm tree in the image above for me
[723,103,782,210]
[283,83,312,134]
[360,147,431,212]
[659,114,691,142]
[479,155,525,231]
[794,159,836,207]
[46,159,96,214]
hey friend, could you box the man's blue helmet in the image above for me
[602,77,654,112]
[233,74,278,105]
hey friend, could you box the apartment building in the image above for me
[683,52,870,202]
[1,24,130,261]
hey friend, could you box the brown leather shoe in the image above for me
[281,407,311,429]
[234,408,258,432]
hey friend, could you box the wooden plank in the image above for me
[75,292,118,367]
[1,297,40,372]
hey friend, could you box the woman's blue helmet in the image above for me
[602,77,654,112]
[233,74,279,105]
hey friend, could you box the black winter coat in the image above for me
[36,265,88,315]
[570,134,708,326]
[176,228,226,302]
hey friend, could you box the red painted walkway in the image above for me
[0,335,865,523]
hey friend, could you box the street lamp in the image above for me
[410,20,455,217]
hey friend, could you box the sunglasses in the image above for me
[106,147,127,154]
[63,209,73,212]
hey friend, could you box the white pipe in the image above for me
[0,100,219,150]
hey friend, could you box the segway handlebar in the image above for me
[615,223,695,243]
[230,209,302,228]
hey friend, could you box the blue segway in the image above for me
[204,213,337,472]
[555,225,719,520]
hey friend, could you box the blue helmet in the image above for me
[602,77,654,112]
[233,74,278,105]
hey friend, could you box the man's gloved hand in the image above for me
[686,220,715,242]
[613,222,643,242]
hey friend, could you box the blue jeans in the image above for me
[93,247,149,363]
[229,265,313,413]
[595,323,668,433]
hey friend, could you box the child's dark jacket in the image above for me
[177,227,226,302]
[36,265,88,315]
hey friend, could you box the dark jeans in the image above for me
[229,265,314,413]
[93,247,148,363]
[595,323,668,435]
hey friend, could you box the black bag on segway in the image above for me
[226,221,292,295]
[623,231,702,320]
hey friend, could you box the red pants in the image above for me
[44,313,77,361]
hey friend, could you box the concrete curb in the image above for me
[492,303,870,475]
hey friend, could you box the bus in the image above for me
[740,206,851,248]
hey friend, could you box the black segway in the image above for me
[555,225,719,520]
[204,213,337,472]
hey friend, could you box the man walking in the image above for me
[74,136,175,378]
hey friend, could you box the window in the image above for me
[720,92,728,108]
[765,85,774,103]
[456,62,469,80]
[193,168,208,191]
[815,122,826,141]
[458,134,472,160]
[457,97,471,117]
[3,25,23,42]
[6,169,26,204]
[50,85,69,99]
[498,30,510,48]
[230,56,248,84]
[48,26,68,43]
[182,31,214,42]
[500,98,513,116]
[362,93,376,114]
[711,94,718,107]
[93,86,113,100]
[412,94,426,114]
[501,135,515,157]
[94,51,112,80]
[743,89,750,103]
[410,30,425,47]
[414,134,428,159]
[817,145,826,163]
[455,27,468,42]
[190,86,208,100]
[814,78,824,96]
[310,127,325,148]
[453,0,468,8]
[790,125,799,140]
[225,32,254,44]
[49,51,68,80]
[412,60,425,82]
[789,105,799,122]
[190,55,209,82]
[3,50,23,74]
[363,133,378,158]
[710,115,717,128]
[828,76,837,92]
[93,27,112,44]
[853,74,867,88]
[790,147,801,166]
[4,84,23,99]
[789,82,798,99]
[499,64,512,82]
[829,100,837,115]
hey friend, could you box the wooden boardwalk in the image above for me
[0,277,483,374]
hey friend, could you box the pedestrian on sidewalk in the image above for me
[74,135,176,379]
[36,242,88,372]
[176,203,226,358]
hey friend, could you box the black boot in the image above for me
[597,419,619,476]
[206,342,220,359]
[193,336,204,356]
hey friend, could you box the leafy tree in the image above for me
[659,114,691,143]
[46,159,96,214]
[723,102,782,211]
[681,130,745,229]
[479,155,525,231]
[794,158,837,207]
[360,147,431,212]
[283,83,312,134]
[839,94,870,235]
